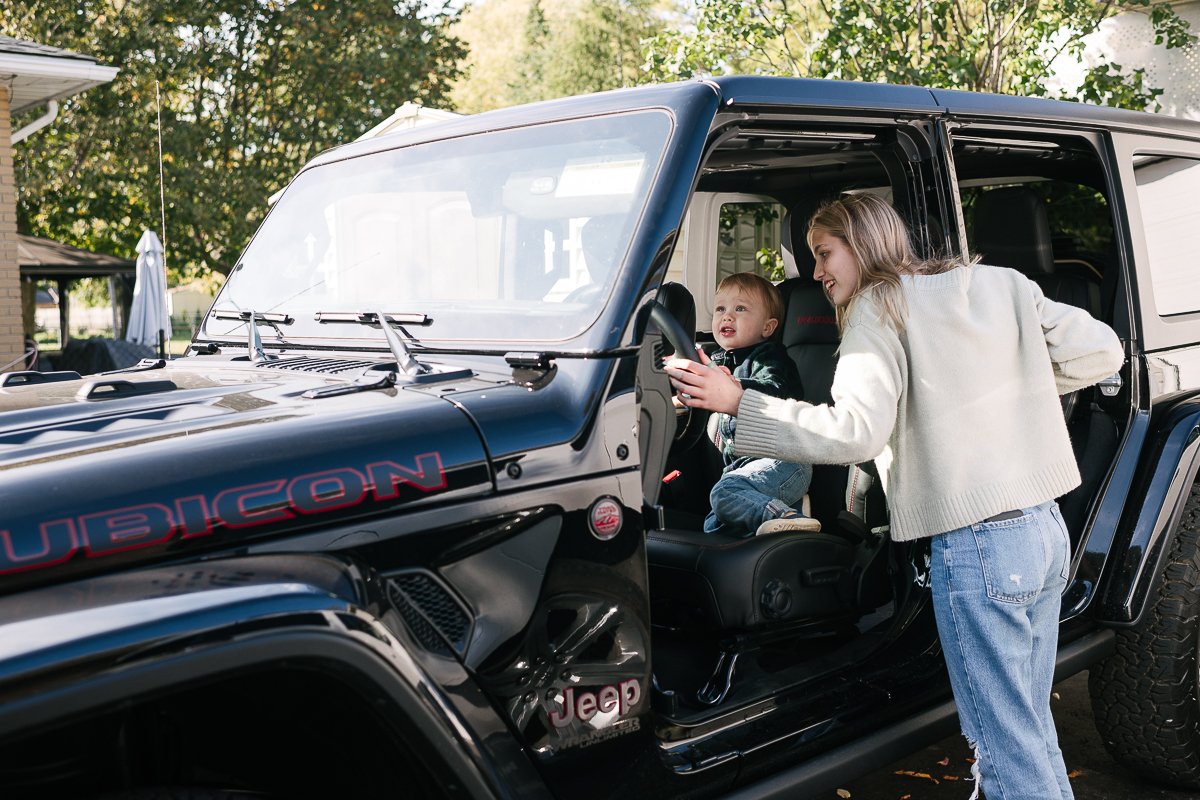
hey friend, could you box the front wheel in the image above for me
[1089,483,1200,788]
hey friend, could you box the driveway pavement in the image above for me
[828,670,1200,800]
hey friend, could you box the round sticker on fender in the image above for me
[589,497,622,540]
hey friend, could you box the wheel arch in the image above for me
[1098,398,1200,625]
[0,554,527,799]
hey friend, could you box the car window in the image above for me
[206,111,673,345]
[949,129,1119,324]
[1131,154,1200,317]
[716,202,787,285]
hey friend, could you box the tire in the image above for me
[1089,482,1200,788]
[477,560,650,753]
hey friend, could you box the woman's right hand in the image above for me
[666,349,743,416]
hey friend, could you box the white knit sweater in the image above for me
[734,264,1124,541]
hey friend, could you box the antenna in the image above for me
[155,80,168,357]
[155,80,167,263]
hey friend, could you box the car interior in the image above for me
[639,119,1127,731]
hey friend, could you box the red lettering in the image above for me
[597,685,619,713]
[577,691,598,722]
[549,687,576,728]
[367,453,447,499]
[290,469,367,514]
[14,450,447,575]
[619,678,641,716]
[0,519,78,574]
[176,495,213,539]
[213,480,293,529]
[547,679,642,730]
[81,503,175,556]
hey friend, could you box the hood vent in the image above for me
[256,357,380,374]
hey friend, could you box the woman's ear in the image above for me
[763,318,780,338]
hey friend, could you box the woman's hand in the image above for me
[665,349,743,416]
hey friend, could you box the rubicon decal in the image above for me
[0,452,447,575]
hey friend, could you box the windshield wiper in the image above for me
[211,308,295,362]
[314,310,432,377]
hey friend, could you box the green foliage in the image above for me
[509,0,552,104]
[555,0,662,94]
[718,202,785,281]
[643,0,815,79]
[455,0,666,112]
[3,0,465,279]
[1077,63,1163,112]
[643,0,1194,113]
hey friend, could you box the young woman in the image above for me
[666,193,1123,800]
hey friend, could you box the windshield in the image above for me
[205,111,673,346]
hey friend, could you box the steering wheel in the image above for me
[649,302,696,365]
[649,302,709,448]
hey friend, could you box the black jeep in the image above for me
[2,77,1199,799]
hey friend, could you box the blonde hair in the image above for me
[806,193,967,331]
[715,271,784,324]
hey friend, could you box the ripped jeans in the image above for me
[930,500,1073,800]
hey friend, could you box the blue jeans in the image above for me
[931,500,1073,800]
[704,458,813,537]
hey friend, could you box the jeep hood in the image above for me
[0,359,494,593]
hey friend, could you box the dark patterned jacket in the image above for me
[707,340,804,467]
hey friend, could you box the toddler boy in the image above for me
[702,273,820,536]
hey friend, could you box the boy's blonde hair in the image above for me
[806,193,967,331]
[715,272,784,324]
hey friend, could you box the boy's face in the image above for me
[712,285,779,350]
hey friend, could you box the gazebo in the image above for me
[17,234,135,347]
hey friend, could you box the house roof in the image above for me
[17,234,134,280]
[0,35,119,114]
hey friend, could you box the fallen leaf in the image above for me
[937,756,951,766]
[1068,769,1084,779]
[836,790,851,799]
[964,757,976,764]
[900,796,912,800]
[1052,692,1061,700]
[894,770,940,784]
[943,775,960,781]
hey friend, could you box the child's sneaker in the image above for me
[756,511,822,536]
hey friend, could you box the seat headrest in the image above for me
[777,277,839,347]
[972,187,1055,276]
[780,206,816,280]
[655,281,697,342]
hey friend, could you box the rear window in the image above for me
[1132,154,1200,317]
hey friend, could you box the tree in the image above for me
[2,0,465,280]
[553,0,665,96]
[642,0,1194,112]
[452,0,668,113]
[509,0,552,105]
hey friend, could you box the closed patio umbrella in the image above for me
[125,230,170,356]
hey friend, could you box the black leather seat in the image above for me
[973,186,1101,316]
[646,280,863,633]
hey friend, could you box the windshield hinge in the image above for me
[505,352,553,369]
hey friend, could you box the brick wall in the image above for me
[0,86,22,372]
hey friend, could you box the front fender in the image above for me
[0,553,546,799]
[1098,400,1200,625]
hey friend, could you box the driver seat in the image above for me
[646,278,889,704]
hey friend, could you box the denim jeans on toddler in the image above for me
[930,500,1074,800]
[703,457,813,537]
